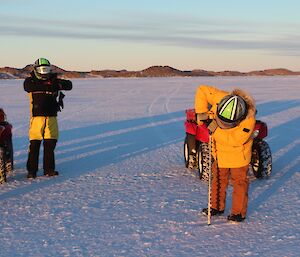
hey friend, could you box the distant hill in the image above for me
[0,65,90,79]
[247,68,299,76]
[0,65,300,79]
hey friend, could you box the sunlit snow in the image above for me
[0,76,299,256]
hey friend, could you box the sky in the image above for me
[0,0,300,72]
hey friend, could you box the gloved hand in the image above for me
[207,119,218,134]
[196,112,209,125]
[57,92,65,111]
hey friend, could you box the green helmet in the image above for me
[33,58,51,80]
[217,95,248,126]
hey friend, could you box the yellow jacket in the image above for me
[195,85,256,168]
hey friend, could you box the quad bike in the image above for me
[183,109,272,181]
[0,108,13,184]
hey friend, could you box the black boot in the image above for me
[227,214,245,222]
[27,172,37,179]
[44,170,59,177]
[202,208,224,216]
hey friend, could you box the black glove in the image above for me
[57,92,65,111]
[207,119,218,134]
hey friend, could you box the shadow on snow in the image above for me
[2,99,300,212]
[0,111,184,200]
[248,101,300,215]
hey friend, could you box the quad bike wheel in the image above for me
[4,138,13,174]
[0,147,7,184]
[184,134,199,170]
[251,140,272,178]
[184,136,190,168]
[198,142,210,181]
[184,135,211,181]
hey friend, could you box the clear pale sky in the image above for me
[1,0,299,72]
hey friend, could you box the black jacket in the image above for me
[24,72,72,117]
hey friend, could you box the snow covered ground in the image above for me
[0,76,299,257]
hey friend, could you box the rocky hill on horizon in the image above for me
[1,65,299,79]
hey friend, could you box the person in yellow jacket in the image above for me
[195,85,256,222]
[24,58,72,179]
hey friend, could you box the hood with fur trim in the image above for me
[231,88,256,119]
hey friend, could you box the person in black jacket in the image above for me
[24,58,72,179]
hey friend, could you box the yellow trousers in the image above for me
[29,116,59,140]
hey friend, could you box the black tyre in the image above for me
[251,140,272,178]
[184,136,189,168]
[198,142,210,181]
[184,134,199,170]
[0,147,7,184]
[4,137,14,173]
